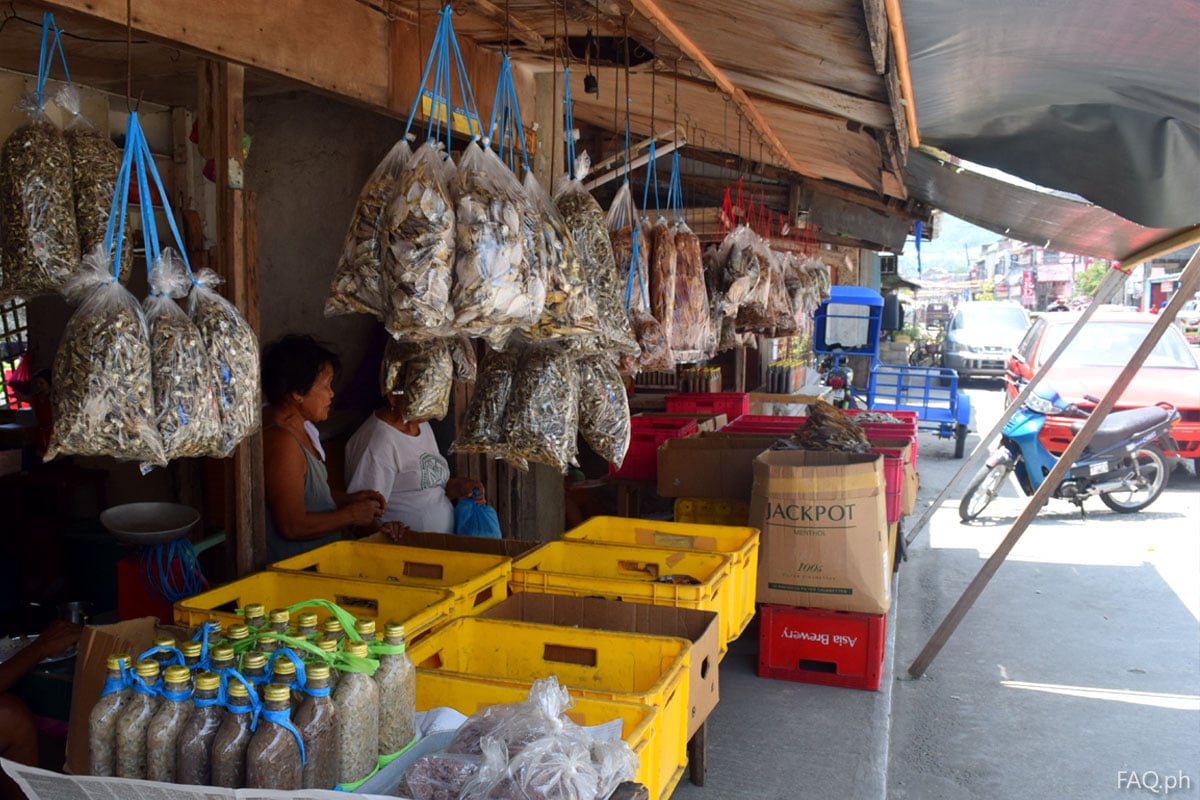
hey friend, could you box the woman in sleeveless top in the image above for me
[261,335,385,560]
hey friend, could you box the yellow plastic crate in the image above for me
[268,541,511,613]
[673,498,751,526]
[408,617,689,799]
[564,516,760,644]
[174,571,455,645]
[416,670,679,800]
[510,540,734,654]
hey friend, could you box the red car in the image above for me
[1005,308,1200,467]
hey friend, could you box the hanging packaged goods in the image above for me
[576,355,631,468]
[452,347,517,456]
[501,346,580,473]
[380,338,454,423]
[607,182,650,317]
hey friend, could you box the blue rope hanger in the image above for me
[563,66,578,180]
[487,53,530,174]
[34,12,71,110]
[404,6,484,154]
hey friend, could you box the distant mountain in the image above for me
[898,214,997,278]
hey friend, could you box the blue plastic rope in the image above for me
[99,677,127,697]
[224,671,263,730]
[914,220,924,277]
[134,121,161,279]
[487,54,530,174]
[267,648,308,693]
[103,114,140,280]
[139,538,203,604]
[162,688,192,703]
[131,115,197,281]
[190,621,220,670]
[34,13,71,109]
[405,7,483,149]
[306,685,332,698]
[563,67,577,180]
[130,674,160,697]
[667,149,684,222]
[624,227,648,311]
[261,707,307,768]
[642,139,660,219]
[136,644,185,668]
[193,694,223,709]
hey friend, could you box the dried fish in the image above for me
[762,256,800,336]
[649,217,677,347]
[451,347,516,456]
[605,183,649,315]
[671,220,713,356]
[383,142,456,339]
[618,309,673,376]
[576,356,630,468]
[189,268,261,457]
[326,139,411,319]
[0,95,79,300]
[381,338,453,422]
[45,250,165,465]
[774,400,872,453]
[449,335,477,383]
[143,250,223,465]
[501,346,579,473]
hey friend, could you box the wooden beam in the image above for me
[861,0,889,75]
[883,0,921,147]
[583,136,686,190]
[624,0,815,179]
[463,0,546,49]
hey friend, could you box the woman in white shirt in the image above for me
[344,394,484,534]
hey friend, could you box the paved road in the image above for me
[888,380,1200,799]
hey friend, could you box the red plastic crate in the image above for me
[870,446,905,524]
[609,416,698,481]
[721,413,919,461]
[665,392,749,421]
[757,605,887,691]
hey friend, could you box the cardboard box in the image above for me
[64,617,187,775]
[887,521,899,574]
[634,412,728,433]
[481,593,719,739]
[361,528,544,559]
[656,433,777,499]
[750,450,891,614]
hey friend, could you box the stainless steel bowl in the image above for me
[99,502,200,546]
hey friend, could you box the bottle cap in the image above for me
[133,660,160,679]
[181,641,203,658]
[384,622,406,639]
[106,653,131,671]
[269,608,290,625]
[355,618,376,637]
[195,672,221,691]
[226,623,251,641]
[345,640,368,658]
[272,659,297,677]
[153,635,176,648]
[322,617,344,633]
[258,635,279,648]
[243,603,266,619]
[228,682,249,699]
[315,636,338,653]
[296,612,318,628]
[242,652,266,670]
[307,664,331,682]
[163,665,191,684]
[263,683,291,703]
[203,619,222,635]
[211,645,236,663]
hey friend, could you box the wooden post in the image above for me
[908,248,1200,677]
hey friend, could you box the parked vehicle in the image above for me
[1177,298,1200,344]
[1005,308,1200,470]
[960,382,1178,521]
[941,301,1031,379]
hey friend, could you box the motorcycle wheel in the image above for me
[1099,446,1168,513]
[959,461,1013,522]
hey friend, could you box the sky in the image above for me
[897,213,999,278]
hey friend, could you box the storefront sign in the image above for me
[1021,270,1036,305]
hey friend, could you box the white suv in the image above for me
[941,301,1031,379]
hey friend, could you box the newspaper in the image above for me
[1,759,398,800]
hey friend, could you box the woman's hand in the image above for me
[445,477,486,504]
[346,489,387,513]
[32,620,82,660]
[384,522,413,543]
[344,497,384,527]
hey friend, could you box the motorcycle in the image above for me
[959,383,1179,521]
[817,354,860,410]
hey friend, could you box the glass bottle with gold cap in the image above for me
[224,623,252,651]
[209,644,237,675]
[210,681,255,788]
[295,663,340,790]
[295,612,319,640]
[270,655,304,714]
[246,683,303,790]
[321,616,346,643]
[150,635,178,668]
[313,636,341,690]
[333,639,379,785]
[354,618,376,641]
[180,641,204,671]
[257,635,280,655]
[375,622,416,754]
[115,660,162,778]
[146,664,193,782]
[87,653,132,776]
[269,608,290,635]
[175,671,223,786]
[241,651,269,696]
[243,603,267,630]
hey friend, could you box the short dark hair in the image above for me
[261,334,341,406]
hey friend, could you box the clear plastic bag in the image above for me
[457,735,510,800]
[399,752,481,800]
[59,85,132,284]
[0,94,79,300]
[648,217,676,346]
[382,141,456,339]
[45,250,166,465]
[142,249,223,464]
[451,347,517,455]
[618,309,674,377]
[553,155,637,355]
[326,139,411,319]
[188,268,261,457]
[591,739,638,800]
[761,254,799,336]
[448,676,572,758]
[501,347,579,473]
[450,334,478,383]
[670,220,713,356]
[576,356,630,468]
[380,338,453,422]
[605,183,649,315]
[504,733,600,800]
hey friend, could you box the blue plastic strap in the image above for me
[137,644,185,667]
[624,227,648,311]
[104,114,140,279]
[407,7,482,147]
[135,134,161,286]
[133,120,197,281]
[260,707,307,768]
[914,220,924,277]
[642,139,660,218]
[667,149,684,221]
[267,648,307,692]
[305,685,331,698]
[99,677,127,697]
[162,688,192,703]
[224,672,263,730]
[130,674,160,697]
[35,13,72,109]
[487,55,529,173]
[563,67,577,180]
[190,621,219,669]
[194,694,223,709]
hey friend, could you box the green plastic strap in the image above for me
[284,599,365,642]
[335,652,380,676]
[335,735,420,792]
[266,632,329,661]
[367,642,406,657]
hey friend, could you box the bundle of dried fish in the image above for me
[618,309,673,376]
[501,347,579,473]
[450,335,477,383]
[649,218,676,346]
[452,142,542,348]
[142,249,222,464]
[0,95,79,300]
[325,139,412,319]
[553,158,637,355]
[606,183,649,314]
[189,268,260,457]
[762,257,799,336]
[671,220,711,355]
[382,141,456,339]
[58,87,131,284]
[576,356,630,468]
[774,399,871,453]
[519,170,598,343]
[380,338,453,422]
[451,348,517,455]
[45,250,165,465]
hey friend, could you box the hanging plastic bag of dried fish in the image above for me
[44,249,165,466]
[380,338,453,422]
[649,216,677,347]
[0,93,80,301]
[57,86,133,284]
[715,225,767,329]
[451,346,514,460]
[762,252,799,336]
[452,142,543,349]
[618,308,674,376]
[189,268,260,457]
[518,170,599,344]
[382,141,456,340]
[576,356,630,468]
[500,347,579,473]
[449,334,477,383]
[142,249,223,467]
[552,154,637,356]
[325,139,411,319]
[671,219,713,357]
[606,182,650,315]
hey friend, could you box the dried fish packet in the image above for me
[501,346,579,473]
[0,94,80,300]
[576,356,630,468]
[617,308,674,376]
[450,334,478,383]
[606,183,650,315]
[381,338,453,422]
[649,217,677,345]
[451,347,516,456]
[671,220,713,356]
[45,250,165,465]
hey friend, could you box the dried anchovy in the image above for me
[381,338,453,422]
[326,140,411,319]
[649,218,676,345]
[190,270,261,457]
[0,109,80,299]
[65,123,132,283]
[450,335,478,383]
[46,261,165,465]
[451,348,517,455]
[554,180,637,354]
[383,142,455,339]
[521,171,598,343]
[501,347,579,473]
[576,356,630,468]
[672,221,712,354]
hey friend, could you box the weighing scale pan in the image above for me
[100,502,200,546]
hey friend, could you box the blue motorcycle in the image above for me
[959,383,1179,521]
